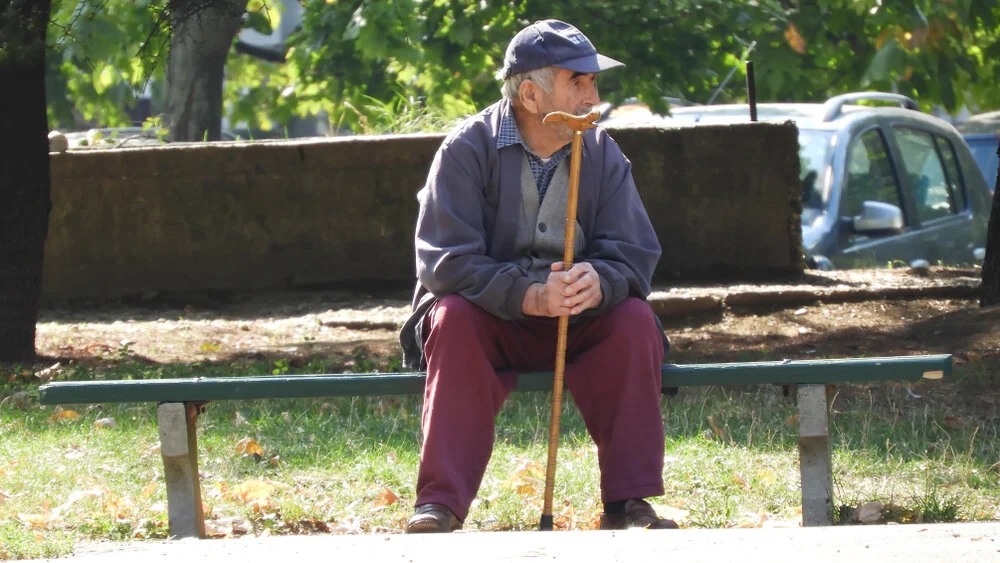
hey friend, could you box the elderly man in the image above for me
[398,19,675,533]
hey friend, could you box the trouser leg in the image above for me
[416,295,666,517]
[415,295,520,521]
[564,298,666,503]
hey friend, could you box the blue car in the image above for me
[605,92,992,270]
[956,111,1000,194]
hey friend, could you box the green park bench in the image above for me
[38,354,951,538]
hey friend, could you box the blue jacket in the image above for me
[399,100,663,369]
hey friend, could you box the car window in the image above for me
[966,136,999,192]
[841,129,905,222]
[934,136,967,210]
[893,127,958,222]
[797,129,833,225]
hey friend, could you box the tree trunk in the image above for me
[981,144,1000,306]
[0,0,52,364]
[164,0,247,142]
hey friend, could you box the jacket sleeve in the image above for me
[414,133,534,320]
[583,132,662,314]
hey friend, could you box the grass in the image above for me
[2,354,1000,559]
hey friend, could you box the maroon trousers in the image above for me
[415,295,666,521]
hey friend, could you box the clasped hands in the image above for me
[522,262,603,317]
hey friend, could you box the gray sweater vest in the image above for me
[513,153,585,284]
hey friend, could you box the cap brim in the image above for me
[557,53,625,74]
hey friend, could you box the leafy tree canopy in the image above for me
[45,0,1000,133]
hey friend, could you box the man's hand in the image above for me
[521,262,603,317]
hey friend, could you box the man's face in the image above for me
[536,68,600,141]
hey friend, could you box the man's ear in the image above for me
[518,80,540,115]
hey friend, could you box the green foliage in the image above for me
[770,1,1000,112]
[340,94,463,135]
[46,0,168,128]
[140,114,168,140]
[44,0,1000,133]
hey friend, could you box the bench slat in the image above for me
[38,354,951,405]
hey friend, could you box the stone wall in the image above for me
[45,123,802,299]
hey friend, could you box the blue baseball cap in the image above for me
[499,20,624,79]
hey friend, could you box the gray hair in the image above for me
[499,66,556,101]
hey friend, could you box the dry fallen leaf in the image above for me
[235,437,264,457]
[580,509,603,530]
[36,362,62,382]
[514,482,538,498]
[553,504,576,530]
[49,407,80,422]
[141,481,158,497]
[853,501,884,524]
[225,480,275,505]
[52,487,110,519]
[245,497,273,514]
[104,492,130,519]
[512,459,545,480]
[507,458,545,500]
[17,513,55,530]
[707,416,726,440]
[204,519,231,538]
[944,416,963,429]
[736,510,768,528]
[204,516,251,538]
[94,417,116,429]
[373,487,399,508]
[757,469,777,486]
[732,472,750,490]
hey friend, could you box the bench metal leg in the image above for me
[797,384,834,526]
[158,402,206,538]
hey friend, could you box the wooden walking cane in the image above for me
[538,109,600,531]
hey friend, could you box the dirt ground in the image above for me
[31,267,1000,380]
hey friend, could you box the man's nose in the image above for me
[585,82,600,106]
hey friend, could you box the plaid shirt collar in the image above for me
[497,101,572,197]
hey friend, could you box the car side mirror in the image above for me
[852,201,904,234]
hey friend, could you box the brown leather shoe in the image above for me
[405,503,463,533]
[599,499,679,530]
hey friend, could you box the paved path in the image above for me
[46,522,1000,562]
